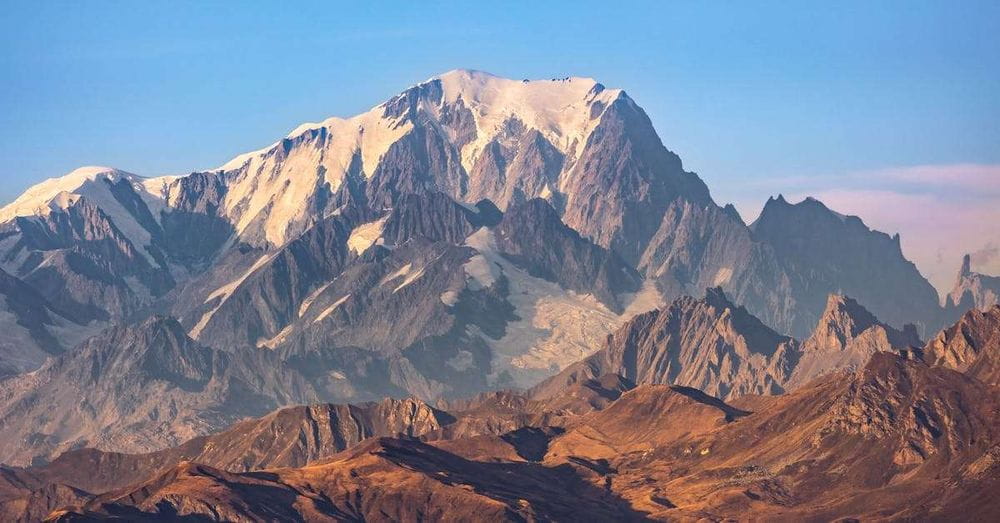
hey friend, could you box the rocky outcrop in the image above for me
[749,195,942,336]
[0,317,327,466]
[636,194,944,340]
[0,195,172,322]
[379,192,486,246]
[534,288,800,400]
[6,398,452,499]
[0,483,90,523]
[637,198,795,332]
[37,351,1000,522]
[924,305,1000,388]
[495,198,641,311]
[786,294,922,388]
[945,253,1000,316]
[466,127,565,209]
[182,210,359,347]
[156,171,234,270]
[0,268,92,376]
[0,169,236,326]
[560,93,713,265]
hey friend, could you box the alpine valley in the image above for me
[0,70,998,521]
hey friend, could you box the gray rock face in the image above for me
[380,192,486,245]
[534,288,801,401]
[924,304,1000,388]
[366,124,467,209]
[750,196,942,337]
[157,172,234,270]
[0,196,171,322]
[638,195,945,339]
[785,294,922,388]
[638,198,792,329]
[0,268,88,376]
[560,93,712,265]
[945,254,1000,315]
[0,171,235,334]
[495,198,641,311]
[181,210,359,348]
[467,127,565,209]
[0,317,327,466]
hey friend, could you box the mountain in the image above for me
[0,70,949,361]
[0,317,333,466]
[0,268,95,377]
[0,70,969,470]
[785,293,921,388]
[29,351,999,522]
[0,397,450,502]
[5,304,1000,520]
[536,289,928,400]
[748,195,942,336]
[533,288,801,400]
[924,305,1000,388]
[0,168,226,324]
[946,253,1000,314]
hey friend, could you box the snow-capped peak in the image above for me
[0,166,172,266]
[199,70,629,247]
[5,71,630,251]
[432,69,622,169]
[0,166,125,222]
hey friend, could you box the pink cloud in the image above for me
[868,163,1000,194]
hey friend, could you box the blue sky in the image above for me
[1,1,998,291]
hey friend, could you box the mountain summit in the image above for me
[0,72,960,446]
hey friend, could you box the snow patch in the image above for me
[712,267,734,287]
[314,294,351,324]
[347,216,389,255]
[440,290,461,306]
[620,280,664,318]
[434,69,622,174]
[393,267,425,293]
[298,280,337,318]
[462,226,665,388]
[380,263,412,286]
[257,323,294,350]
[446,350,475,372]
[189,254,273,339]
[378,262,427,293]
[463,228,501,290]
[0,166,172,266]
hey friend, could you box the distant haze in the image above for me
[723,164,1000,297]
